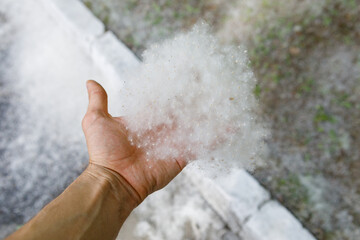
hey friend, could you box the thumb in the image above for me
[86,80,108,114]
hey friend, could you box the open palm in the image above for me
[82,80,186,202]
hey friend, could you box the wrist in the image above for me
[84,163,142,208]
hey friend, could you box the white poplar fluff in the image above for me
[120,24,266,168]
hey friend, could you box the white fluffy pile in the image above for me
[120,24,266,167]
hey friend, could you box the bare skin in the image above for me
[6,80,187,240]
[82,80,187,200]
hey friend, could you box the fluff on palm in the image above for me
[120,24,266,168]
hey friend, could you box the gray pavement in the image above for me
[0,1,316,239]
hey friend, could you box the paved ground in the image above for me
[0,1,234,239]
[0,0,107,237]
[81,0,360,239]
[0,0,333,239]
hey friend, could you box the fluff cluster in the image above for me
[120,24,266,166]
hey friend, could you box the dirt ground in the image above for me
[82,0,360,239]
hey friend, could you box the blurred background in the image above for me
[0,0,359,239]
[81,0,360,239]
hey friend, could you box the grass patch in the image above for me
[275,174,310,208]
[314,106,336,124]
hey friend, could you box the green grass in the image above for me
[126,0,137,11]
[322,15,332,26]
[254,84,262,98]
[185,4,200,14]
[332,93,353,109]
[314,106,336,123]
[276,174,310,206]
[328,129,338,142]
[299,78,314,94]
[151,2,161,13]
[152,15,163,25]
[83,0,92,10]
[345,0,357,9]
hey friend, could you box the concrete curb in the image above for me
[42,0,139,86]
[44,1,317,239]
[190,170,316,240]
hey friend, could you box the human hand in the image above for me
[82,80,187,203]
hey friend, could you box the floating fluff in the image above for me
[120,24,266,168]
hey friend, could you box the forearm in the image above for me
[6,164,140,240]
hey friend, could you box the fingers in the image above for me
[176,158,187,171]
[86,80,108,114]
